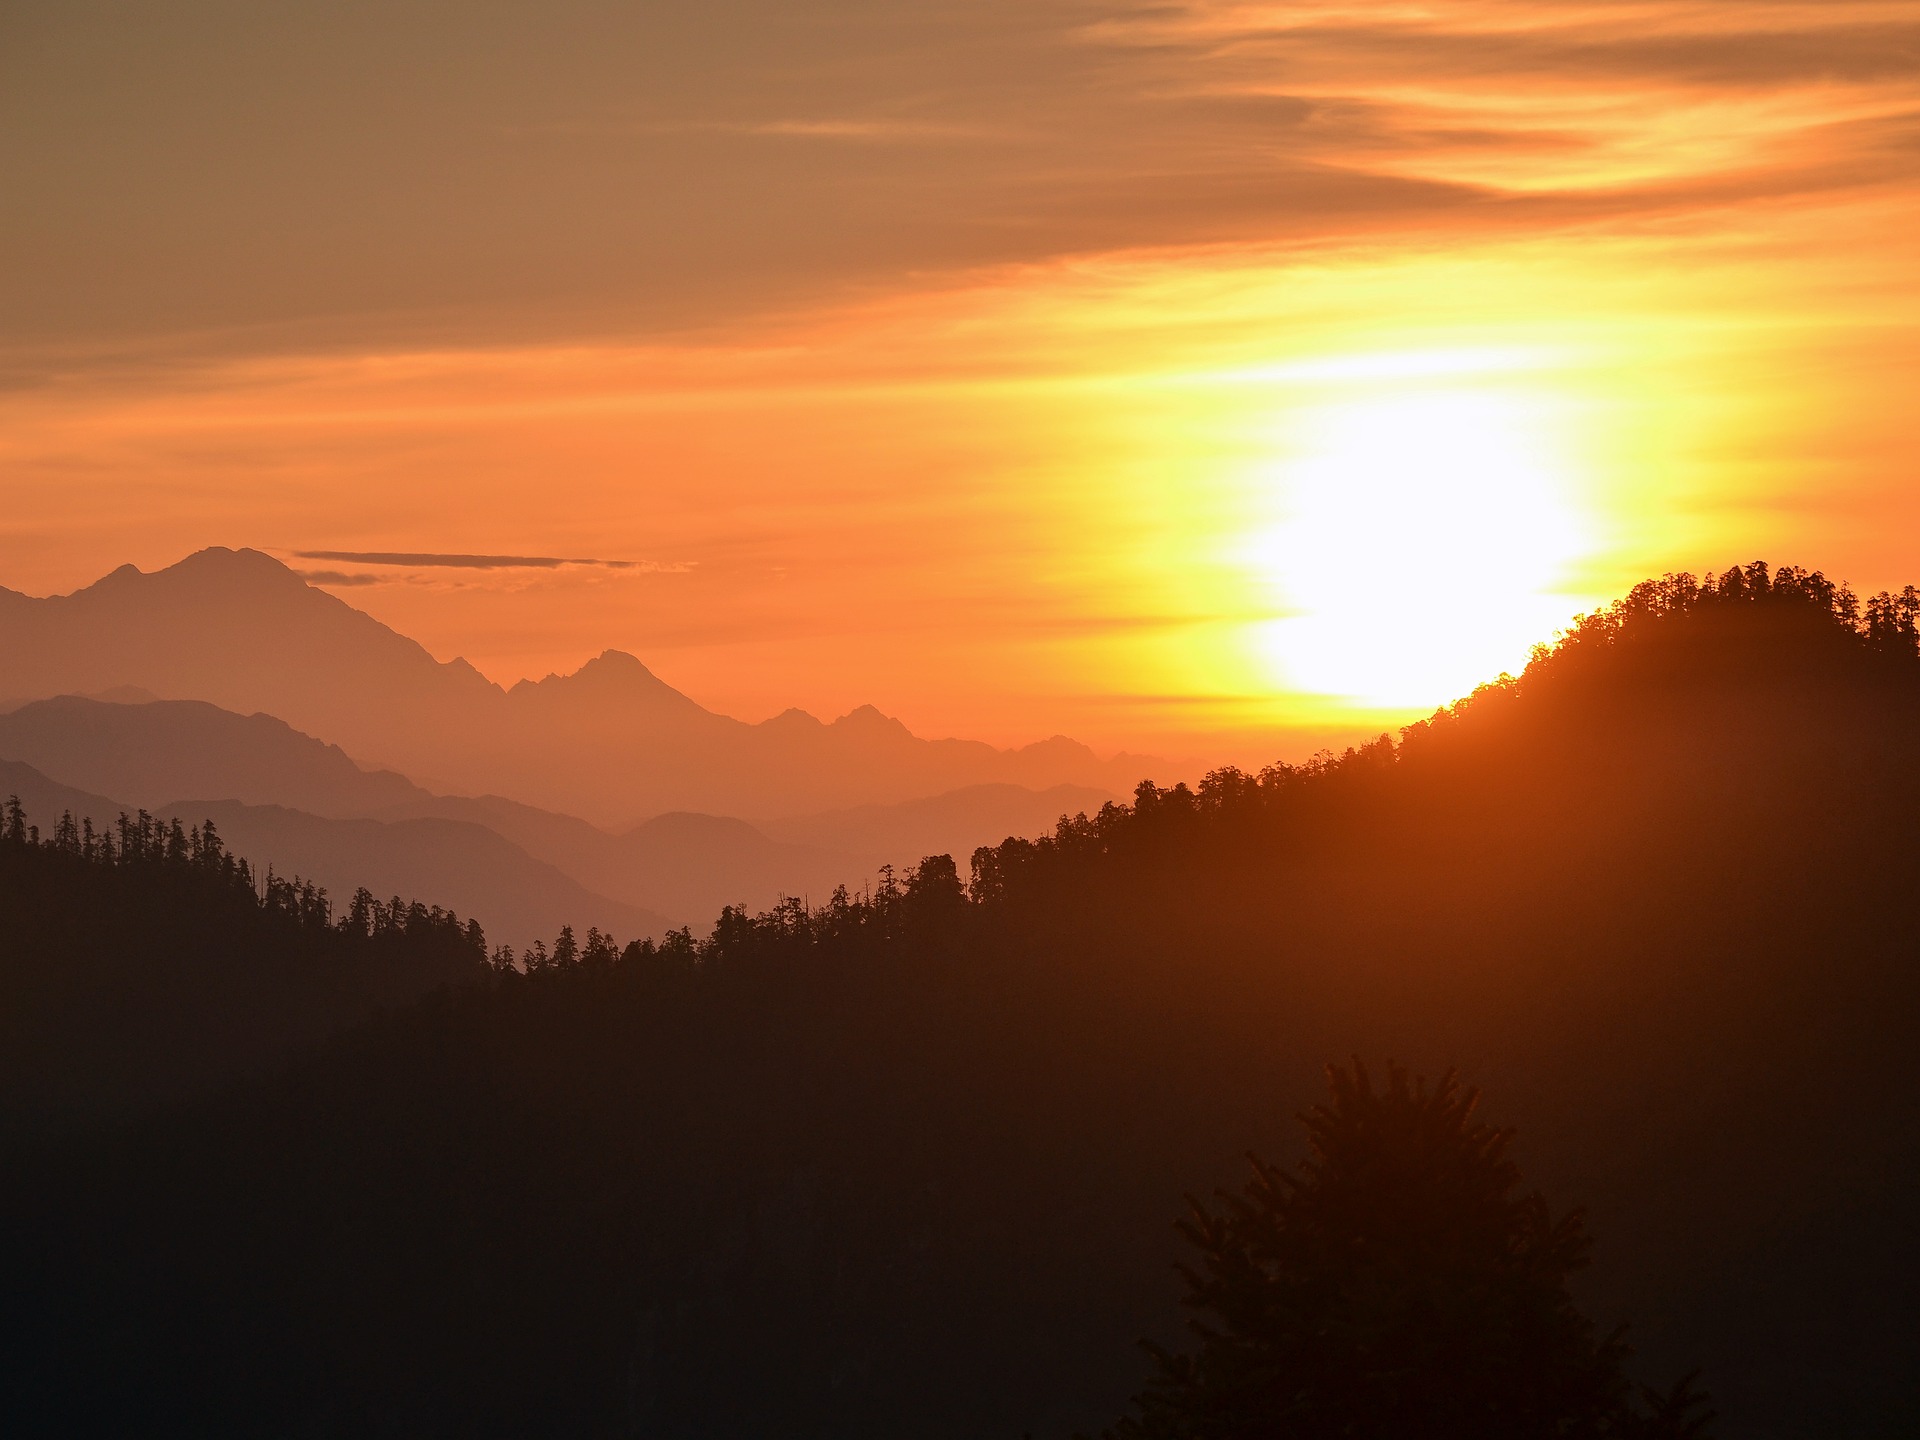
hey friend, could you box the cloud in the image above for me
[3,0,1917,366]
[505,116,999,142]
[292,569,384,587]
[294,551,687,572]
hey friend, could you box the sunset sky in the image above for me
[4,1,1918,761]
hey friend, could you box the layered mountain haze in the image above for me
[0,755,664,953]
[0,760,134,840]
[0,695,426,818]
[166,802,667,953]
[10,563,1920,1436]
[764,782,1117,870]
[364,790,859,926]
[0,547,499,753]
[0,549,1152,824]
[428,656,1141,827]
[0,694,1116,934]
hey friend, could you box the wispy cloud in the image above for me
[503,116,1000,142]
[293,551,689,572]
[291,569,383,587]
[8,1,1917,362]
[6,0,1920,753]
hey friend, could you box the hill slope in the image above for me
[765,781,1117,871]
[0,759,127,838]
[0,810,493,1130]
[0,695,428,816]
[169,800,667,952]
[0,756,664,954]
[7,563,1917,1438]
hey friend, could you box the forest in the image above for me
[0,804,489,1132]
[4,562,1918,1436]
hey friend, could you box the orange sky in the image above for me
[4,1,1918,761]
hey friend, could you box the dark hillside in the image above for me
[163,799,667,950]
[5,563,1918,1438]
[0,808,492,1130]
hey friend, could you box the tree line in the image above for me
[4,559,1915,1435]
[5,797,487,957]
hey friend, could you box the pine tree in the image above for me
[1106,1061,1712,1440]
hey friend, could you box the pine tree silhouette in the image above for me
[1105,1061,1713,1440]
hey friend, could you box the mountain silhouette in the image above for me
[0,549,1156,822]
[0,754,664,952]
[0,759,130,840]
[765,780,1117,868]
[0,548,497,745]
[365,792,853,926]
[506,647,713,718]
[165,801,666,952]
[0,695,428,817]
[5,562,1919,1437]
[0,693,1111,926]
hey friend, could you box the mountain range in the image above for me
[0,547,1137,940]
[0,755,666,952]
[0,548,1152,825]
[0,693,1117,944]
[10,562,1918,1437]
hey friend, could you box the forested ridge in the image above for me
[5,562,1919,1437]
[0,804,490,1130]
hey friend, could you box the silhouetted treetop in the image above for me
[965,560,1920,905]
[4,557,1914,1438]
[2,796,487,956]
[1105,1061,1713,1440]
[0,796,492,1127]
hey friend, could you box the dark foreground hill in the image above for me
[6,563,1920,1438]
[0,808,492,1132]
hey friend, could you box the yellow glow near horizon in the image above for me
[1244,378,1592,707]
[4,0,1920,767]
[3,200,1916,759]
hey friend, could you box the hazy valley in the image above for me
[6,561,1919,1437]
[0,551,1126,945]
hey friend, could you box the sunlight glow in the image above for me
[1246,384,1592,707]
[6,201,1913,755]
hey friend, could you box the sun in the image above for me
[1245,381,1593,709]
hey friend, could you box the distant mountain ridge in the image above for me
[0,547,498,735]
[763,782,1116,866]
[0,695,426,818]
[12,562,1920,1436]
[0,548,1155,823]
[0,695,1116,931]
[0,756,663,952]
